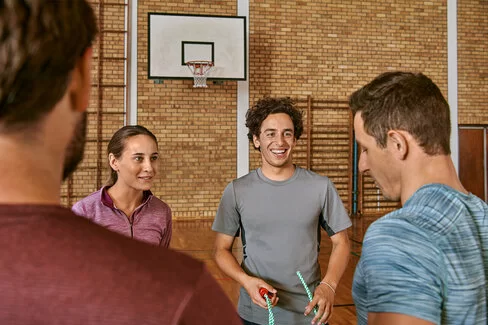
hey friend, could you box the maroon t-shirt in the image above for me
[0,204,242,325]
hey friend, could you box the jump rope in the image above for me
[258,271,322,325]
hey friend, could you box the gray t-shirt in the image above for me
[212,166,351,325]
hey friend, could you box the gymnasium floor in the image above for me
[171,215,377,325]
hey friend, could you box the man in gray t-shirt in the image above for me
[212,97,352,325]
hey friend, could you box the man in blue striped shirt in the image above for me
[349,71,487,325]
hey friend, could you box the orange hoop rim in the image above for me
[185,61,214,87]
[185,60,214,67]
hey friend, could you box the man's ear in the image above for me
[69,47,93,113]
[387,130,408,160]
[252,134,260,150]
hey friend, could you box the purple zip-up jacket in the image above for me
[72,186,172,247]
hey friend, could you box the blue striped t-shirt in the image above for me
[353,184,488,324]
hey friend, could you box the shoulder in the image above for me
[64,214,205,279]
[145,196,172,223]
[361,212,444,278]
[233,169,259,187]
[148,196,171,211]
[294,167,341,197]
[402,184,480,238]
[295,167,333,185]
[93,226,212,295]
[227,170,262,196]
[73,189,102,206]
[3,207,227,321]
[364,211,435,248]
[71,188,103,215]
[364,214,428,244]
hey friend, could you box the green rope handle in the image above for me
[259,272,325,325]
[264,293,275,325]
[296,271,319,315]
[259,288,275,325]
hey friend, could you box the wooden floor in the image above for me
[171,215,378,325]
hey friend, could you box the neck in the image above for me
[0,136,63,205]
[107,183,144,212]
[261,163,296,181]
[400,153,467,204]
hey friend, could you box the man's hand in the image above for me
[242,277,279,309]
[304,283,335,325]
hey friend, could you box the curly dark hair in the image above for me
[246,97,303,150]
[0,0,98,133]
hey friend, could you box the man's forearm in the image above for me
[321,231,350,289]
[214,248,250,286]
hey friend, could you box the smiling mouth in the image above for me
[271,149,287,155]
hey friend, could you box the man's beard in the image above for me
[62,112,87,180]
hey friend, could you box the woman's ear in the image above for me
[108,153,118,171]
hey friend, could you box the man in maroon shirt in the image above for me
[0,1,241,324]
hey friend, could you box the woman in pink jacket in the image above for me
[73,125,172,247]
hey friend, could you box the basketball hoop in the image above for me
[186,60,214,88]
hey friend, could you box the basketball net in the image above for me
[186,61,214,88]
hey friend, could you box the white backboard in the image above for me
[148,13,247,80]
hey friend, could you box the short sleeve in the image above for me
[357,218,444,323]
[321,179,351,235]
[211,182,240,237]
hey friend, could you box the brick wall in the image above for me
[65,0,487,220]
[458,0,488,124]
[137,0,238,219]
